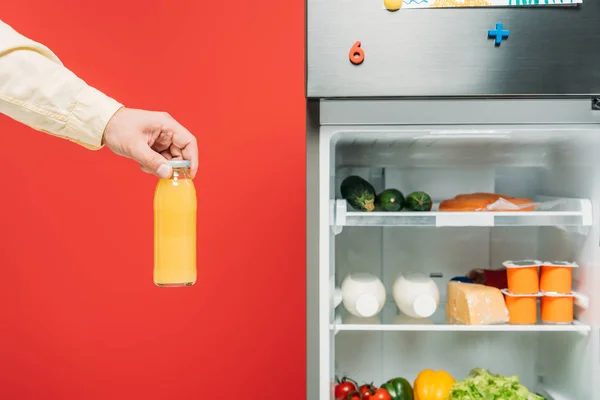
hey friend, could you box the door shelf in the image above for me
[331,197,592,231]
[332,303,591,334]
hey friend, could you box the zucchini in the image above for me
[376,189,405,211]
[340,175,376,212]
[405,191,433,212]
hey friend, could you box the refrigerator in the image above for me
[305,1,600,399]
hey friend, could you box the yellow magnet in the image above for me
[384,0,402,11]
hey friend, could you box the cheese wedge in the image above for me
[446,281,509,325]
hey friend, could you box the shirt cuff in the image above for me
[66,85,123,150]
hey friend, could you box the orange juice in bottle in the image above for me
[154,160,197,287]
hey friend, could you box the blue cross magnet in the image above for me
[488,22,510,46]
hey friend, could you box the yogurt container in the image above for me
[541,292,574,324]
[503,260,542,294]
[501,289,541,325]
[540,261,578,294]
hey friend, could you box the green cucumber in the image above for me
[405,191,433,212]
[376,189,405,211]
[340,175,376,212]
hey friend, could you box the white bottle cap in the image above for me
[412,294,437,318]
[356,294,380,317]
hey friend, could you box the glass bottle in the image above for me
[153,160,197,287]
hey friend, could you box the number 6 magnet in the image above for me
[349,41,365,65]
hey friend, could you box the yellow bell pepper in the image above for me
[413,369,455,400]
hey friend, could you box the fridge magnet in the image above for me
[488,22,510,46]
[386,0,581,9]
[384,0,403,10]
[349,41,365,65]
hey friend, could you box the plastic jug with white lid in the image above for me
[392,272,440,319]
[340,273,386,318]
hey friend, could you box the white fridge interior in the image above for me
[319,123,600,399]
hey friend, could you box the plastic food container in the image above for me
[450,276,474,284]
[541,292,574,324]
[341,273,387,318]
[466,269,485,284]
[392,272,440,319]
[503,260,542,294]
[501,290,540,325]
[484,268,508,290]
[540,261,578,294]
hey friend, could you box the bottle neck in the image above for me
[172,167,191,180]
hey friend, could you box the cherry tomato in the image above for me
[372,388,392,400]
[335,377,357,400]
[346,391,363,400]
[359,384,377,400]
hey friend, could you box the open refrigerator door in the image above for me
[312,101,600,400]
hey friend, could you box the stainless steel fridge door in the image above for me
[306,2,600,97]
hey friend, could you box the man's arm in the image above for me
[0,20,198,179]
[0,19,122,149]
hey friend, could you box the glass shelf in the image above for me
[332,197,593,229]
[332,302,591,334]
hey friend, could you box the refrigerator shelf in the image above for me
[332,321,590,333]
[332,303,591,335]
[332,197,592,231]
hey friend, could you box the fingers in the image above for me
[161,150,174,160]
[152,131,173,153]
[139,150,174,175]
[104,107,195,179]
[140,165,153,175]
[169,143,183,160]
[159,114,198,178]
[132,145,171,179]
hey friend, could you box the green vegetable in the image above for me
[381,382,398,399]
[340,176,376,212]
[450,368,544,400]
[381,377,413,400]
[405,191,433,212]
[376,189,405,211]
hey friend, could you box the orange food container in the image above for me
[503,260,541,294]
[541,293,574,324]
[501,290,540,325]
[540,261,578,294]
[439,193,535,212]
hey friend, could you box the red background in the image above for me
[0,1,305,399]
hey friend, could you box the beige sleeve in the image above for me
[0,20,123,150]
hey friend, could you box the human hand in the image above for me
[102,107,198,179]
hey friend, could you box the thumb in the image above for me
[132,145,172,179]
